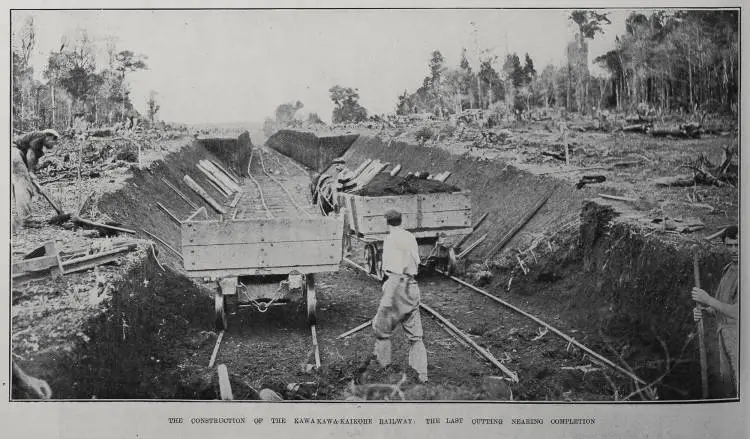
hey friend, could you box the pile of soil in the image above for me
[53,253,218,399]
[353,173,461,196]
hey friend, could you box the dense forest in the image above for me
[395,10,738,119]
[11,19,154,133]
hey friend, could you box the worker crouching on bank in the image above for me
[11,129,60,230]
[370,209,429,383]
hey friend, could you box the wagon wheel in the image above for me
[364,243,377,275]
[214,291,228,331]
[373,245,384,280]
[445,247,458,276]
[305,274,317,326]
[225,293,238,316]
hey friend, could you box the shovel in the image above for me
[32,180,135,235]
[31,179,69,224]
[692,247,709,398]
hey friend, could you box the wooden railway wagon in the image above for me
[338,190,472,278]
[181,216,343,330]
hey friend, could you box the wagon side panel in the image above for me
[346,191,472,236]
[181,218,343,276]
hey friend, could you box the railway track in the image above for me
[207,147,649,400]
[341,253,648,392]
[211,146,322,373]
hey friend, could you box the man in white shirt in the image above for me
[370,209,428,383]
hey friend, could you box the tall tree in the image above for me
[329,85,368,123]
[522,53,536,85]
[112,50,148,119]
[147,91,160,123]
[568,10,611,113]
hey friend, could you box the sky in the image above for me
[12,9,631,124]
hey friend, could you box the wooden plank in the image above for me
[200,160,238,191]
[12,255,60,276]
[357,162,389,187]
[354,191,471,215]
[209,159,240,184]
[198,162,233,196]
[199,160,241,193]
[351,160,381,187]
[436,172,452,182]
[183,241,342,270]
[183,175,227,214]
[217,364,234,400]
[206,177,232,199]
[185,264,341,278]
[185,206,207,222]
[351,159,373,178]
[358,210,471,235]
[229,192,243,208]
[311,325,321,369]
[208,331,224,368]
[182,217,342,246]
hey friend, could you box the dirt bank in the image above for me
[271,129,736,399]
[12,132,256,400]
[97,134,254,265]
[266,129,359,171]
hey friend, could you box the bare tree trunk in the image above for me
[688,50,694,110]
[51,84,56,128]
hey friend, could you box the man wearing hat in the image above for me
[11,129,60,228]
[370,209,428,383]
[14,128,60,179]
[692,225,739,397]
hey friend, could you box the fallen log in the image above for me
[622,123,651,133]
[576,175,606,189]
[541,151,566,162]
[649,125,701,139]
[652,175,696,187]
